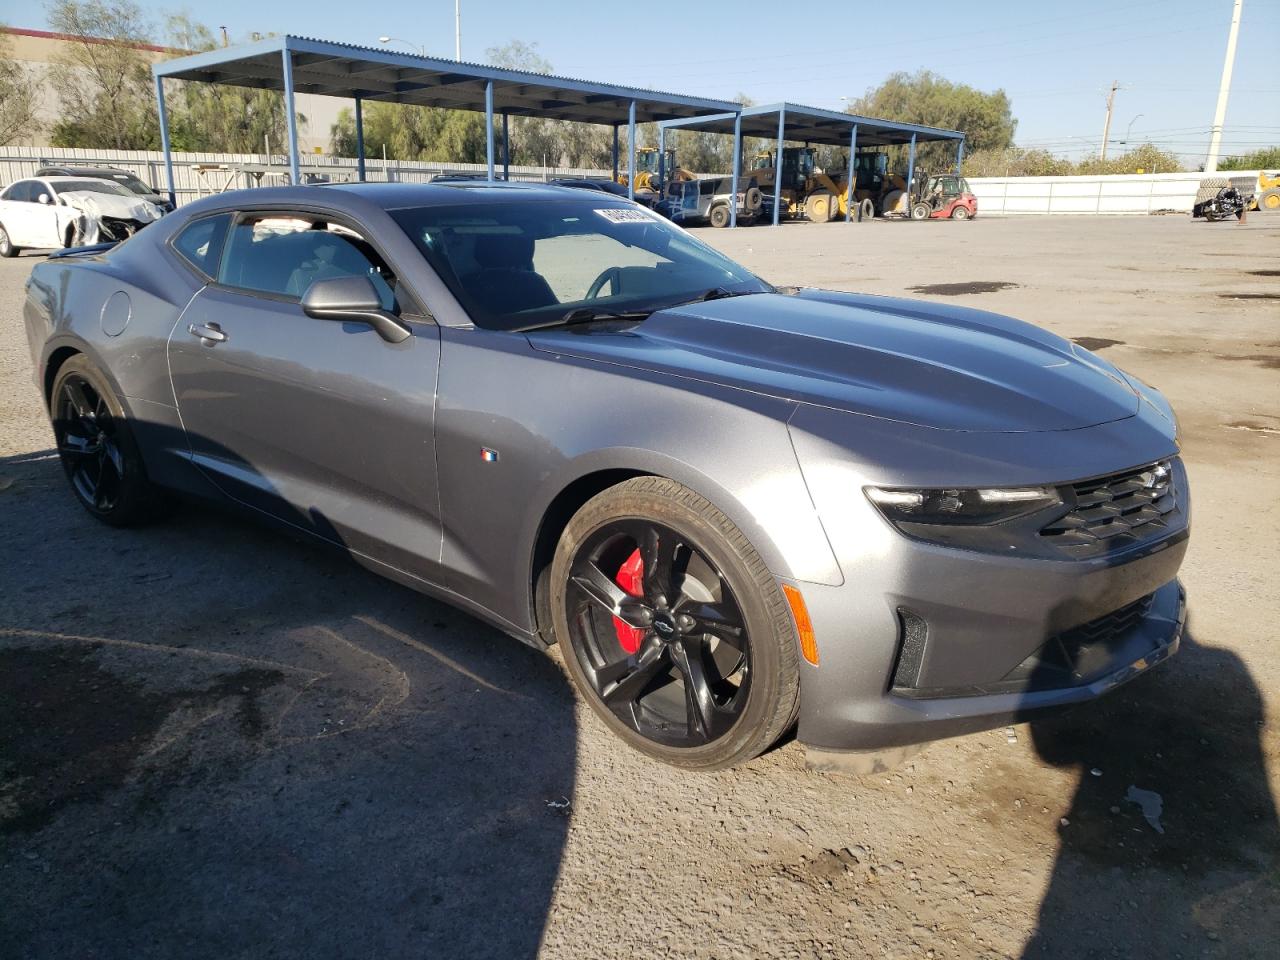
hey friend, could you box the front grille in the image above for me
[1000,593,1157,690]
[1039,459,1178,558]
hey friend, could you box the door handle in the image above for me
[188,322,227,344]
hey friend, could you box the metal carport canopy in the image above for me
[151,34,740,201]
[657,102,964,226]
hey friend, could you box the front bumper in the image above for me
[786,405,1190,753]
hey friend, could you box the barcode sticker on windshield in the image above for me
[594,208,652,224]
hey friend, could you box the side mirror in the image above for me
[300,275,411,344]
[37,193,51,205]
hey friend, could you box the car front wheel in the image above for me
[0,223,17,257]
[551,477,800,770]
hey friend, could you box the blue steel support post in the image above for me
[502,112,510,181]
[771,107,785,226]
[282,46,300,185]
[627,100,636,201]
[354,96,366,182]
[154,74,176,207]
[956,138,964,175]
[485,81,495,182]
[612,125,619,181]
[845,123,857,222]
[905,133,917,215]
[729,112,741,227]
[658,125,666,194]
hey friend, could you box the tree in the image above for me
[0,26,43,145]
[162,16,295,154]
[45,0,159,149]
[1219,146,1280,171]
[849,70,1016,171]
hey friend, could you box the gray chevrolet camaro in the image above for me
[22,182,1189,770]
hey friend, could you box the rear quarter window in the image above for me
[173,214,231,276]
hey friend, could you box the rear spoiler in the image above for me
[47,242,118,260]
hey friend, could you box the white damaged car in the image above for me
[0,175,165,257]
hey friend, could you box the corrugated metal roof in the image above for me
[154,35,739,126]
[659,102,964,148]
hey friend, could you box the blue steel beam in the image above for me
[282,45,300,185]
[905,132,917,217]
[354,95,366,182]
[658,125,666,194]
[485,80,495,182]
[627,100,636,201]
[730,111,741,227]
[844,123,857,222]
[772,106,785,227]
[956,138,965,175]
[153,74,176,207]
[502,112,510,181]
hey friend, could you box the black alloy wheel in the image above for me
[51,356,162,526]
[566,519,752,747]
[552,477,800,770]
[55,372,126,513]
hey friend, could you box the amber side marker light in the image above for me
[782,583,819,666]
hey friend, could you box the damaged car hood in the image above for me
[525,289,1140,433]
[60,190,163,223]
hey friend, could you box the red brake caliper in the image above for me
[613,547,646,655]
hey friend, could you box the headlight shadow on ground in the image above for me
[1021,618,1279,958]
[0,451,577,960]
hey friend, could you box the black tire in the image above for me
[950,205,971,220]
[910,202,932,221]
[708,204,731,228]
[858,198,876,222]
[0,223,17,258]
[551,476,801,770]
[50,355,165,526]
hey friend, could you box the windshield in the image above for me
[106,173,156,196]
[390,199,770,331]
[50,179,133,198]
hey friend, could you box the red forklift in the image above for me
[909,172,978,220]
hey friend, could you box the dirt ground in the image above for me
[1,214,1277,960]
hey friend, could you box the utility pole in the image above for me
[455,0,462,61]
[1205,0,1243,172]
[1100,80,1120,161]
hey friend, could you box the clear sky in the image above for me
[24,0,1280,164]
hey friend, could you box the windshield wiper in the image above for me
[678,286,761,306]
[512,306,653,333]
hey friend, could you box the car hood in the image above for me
[525,289,1140,432]
[58,190,163,223]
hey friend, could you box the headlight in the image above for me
[865,485,1068,554]
[866,486,1061,525]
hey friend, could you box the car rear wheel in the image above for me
[0,223,17,258]
[709,204,731,228]
[950,205,971,220]
[551,477,800,770]
[51,356,165,526]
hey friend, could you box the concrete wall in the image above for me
[0,146,612,206]
[967,171,1264,216]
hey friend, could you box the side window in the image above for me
[173,214,231,276]
[217,214,399,310]
[3,181,33,203]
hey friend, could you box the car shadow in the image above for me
[0,449,577,960]
[1021,620,1279,958]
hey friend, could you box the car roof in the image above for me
[36,166,139,178]
[323,180,638,209]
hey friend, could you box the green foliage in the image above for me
[1218,146,1280,171]
[849,69,1015,171]
[963,143,1185,178]
[162,16,295,154]
[45,0,159,149]
[0,26,42,144]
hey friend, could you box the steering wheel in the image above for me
[585,266,622,300]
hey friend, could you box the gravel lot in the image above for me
[2,213,1277,960]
